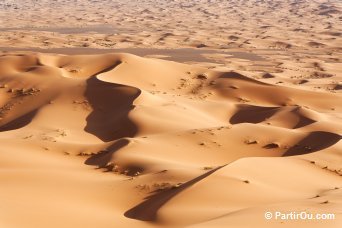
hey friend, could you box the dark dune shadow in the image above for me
[292,113,316,129]
[230,104,279,124]
[0,109,38,132]
[283,131,341,156]
[84,61,141,142]
[84,138,145,175]
[124,165,225,221]
[85,138,129,167]
[292,108,316,129]
[218,71,270,86]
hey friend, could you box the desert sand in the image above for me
[0,0,341,228]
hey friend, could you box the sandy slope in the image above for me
[0,52,341,227]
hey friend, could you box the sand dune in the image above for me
[0,52,341,227]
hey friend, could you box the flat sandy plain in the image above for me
[0,0,341,227]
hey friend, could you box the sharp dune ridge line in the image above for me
[0,52,341,227]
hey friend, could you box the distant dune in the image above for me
[1,0,341,92]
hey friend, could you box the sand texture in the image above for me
[0,0,341,92]
[0,0,341,227]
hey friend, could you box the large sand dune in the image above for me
[0,52,341,227]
